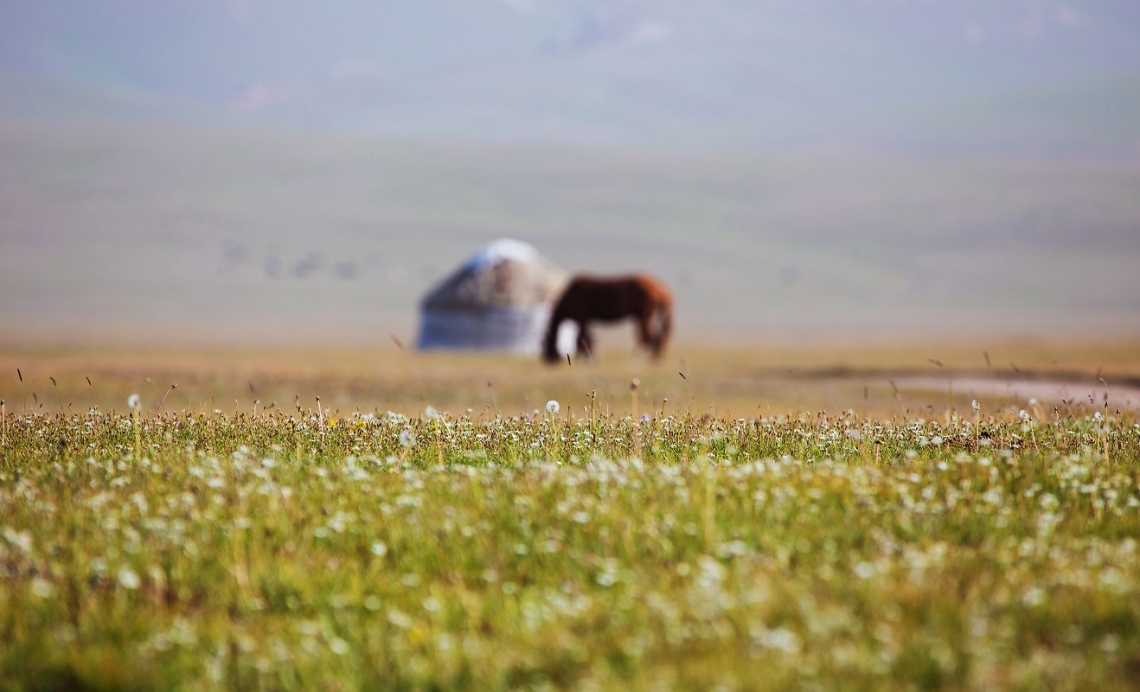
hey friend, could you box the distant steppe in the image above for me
[3,339,1138,420]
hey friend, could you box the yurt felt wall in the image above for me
[416,239,569,353]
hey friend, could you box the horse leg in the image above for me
[650,303,671,358]
[542,309,566,363]
[576,321,595,360]
[636,309,656,355]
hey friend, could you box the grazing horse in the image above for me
[543,274,672,363]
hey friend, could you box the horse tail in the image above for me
[650,297,672,358]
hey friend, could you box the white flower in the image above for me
[387,609,414,629]
[370,542,388,557]
[971,400,980,411]
[545,400,560,414]
[118,567,141,590]
[1022,586,1046,606]
[30,577,54,599]
[845,428,861,440]
[424,405,440,420]
[1094,411,1104,422]
[398,429,415,448]
[1019,409,1030,421]
[1028,397,1038,406]
[127,394,140,410]
[756,627,800,653]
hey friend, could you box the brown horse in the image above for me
[543,274,673,363]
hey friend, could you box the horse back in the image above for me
[559,274,671,322]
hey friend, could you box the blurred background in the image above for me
[2,0,1139,347]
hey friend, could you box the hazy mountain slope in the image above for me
[3,1,1140,149]
[2,123,1137,344]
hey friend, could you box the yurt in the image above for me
[416,239,569,353]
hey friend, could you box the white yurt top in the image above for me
[464,238,540,272]
[421,239,568,312]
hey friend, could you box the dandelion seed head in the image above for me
[972,400,980,411]
[30,577,53,599]
[127,394,140,410]
[398,429,415,448]
[118,567,141,590]
[545,400,560,414]
[424,405,440,420]
[1022,586,1046,606]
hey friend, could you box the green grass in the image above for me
[1,406,1139,690]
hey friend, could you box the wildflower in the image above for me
[1019,409,1030,421]
[545,400,560,414]
[387,610,414,629]
[972,400,980,411]
[118,567,141,590]
[424,405,440,420]
[30,577,53,599]
[755,627,800,653]
[1022,586,1046,606]
[1094,411,1104,423]
[127,394,140,410]
[398,429,415,448]
[370,542,388,557]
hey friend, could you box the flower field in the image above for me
[2,404,1139,690]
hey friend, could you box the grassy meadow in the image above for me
[2,342,1140,690]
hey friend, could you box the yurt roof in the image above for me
[421,239,568,312]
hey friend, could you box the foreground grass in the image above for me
[1,407,1139,690]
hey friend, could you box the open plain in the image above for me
[2,340,1140,690]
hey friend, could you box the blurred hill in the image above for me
[2,122,1137,345]
[2,2,1140,152]
[1,1,1139,345]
